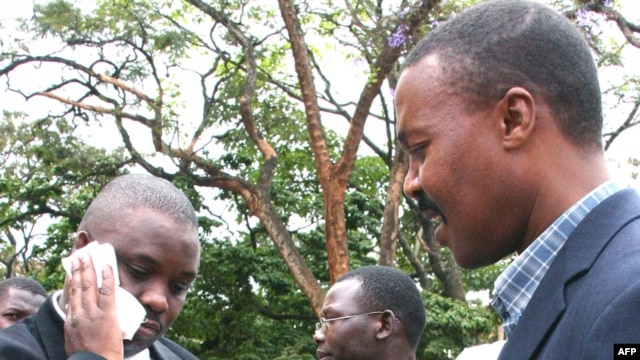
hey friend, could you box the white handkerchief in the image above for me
[61,242,147,340]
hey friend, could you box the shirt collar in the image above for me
[491,180,622,338]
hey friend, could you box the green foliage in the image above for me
[169,236,318,359]
[271,344,316,360]
[0,113,128,280]
[168,130,387,358]
[418,293,499,360]
[461,258,511,294]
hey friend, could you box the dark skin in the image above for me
[0,288,46,329]
[60,207,200,359]
[64,255,122,359]
[395,54,611,268]
[313,279,414,360]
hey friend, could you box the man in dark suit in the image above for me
[0,174,200,359]
[395,0,640,358]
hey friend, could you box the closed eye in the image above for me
[124,263,150,281]
[170,281,190,296]
[410,142,429,158]
[3,312,19,321]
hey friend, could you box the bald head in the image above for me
[78,173,198,234]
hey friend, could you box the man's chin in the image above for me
[451,245,504,270]
[123,337,155,357]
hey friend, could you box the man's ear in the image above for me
[498,87,536,150]
[375,311,395,340]
[73,231,94,252]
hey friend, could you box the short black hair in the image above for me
[79,173,198,232]
[403,0,603,150]
[0,277,47,302]
[336,265,426,349]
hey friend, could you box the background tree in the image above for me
[0,0,638,358]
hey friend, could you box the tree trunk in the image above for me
[323,181,350,284]
[379,143,409,266]
[248,189,326,316]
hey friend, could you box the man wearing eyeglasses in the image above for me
[313,265,426,360]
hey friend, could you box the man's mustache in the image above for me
[418,196,441,214]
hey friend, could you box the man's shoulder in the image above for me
[596,186,640,216]
[154,336,199,360]
[0,295,66,359]
[592,187,640,256]
[570,187,640,253]
[0,317,49,359]
[567,187,640,280]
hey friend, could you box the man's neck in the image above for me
[378,345,416,360]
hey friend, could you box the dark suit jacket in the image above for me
[0,294,199,360]
[498,188,640,359]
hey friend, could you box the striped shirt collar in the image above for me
[491,180,622,338]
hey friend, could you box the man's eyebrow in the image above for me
[132,254,160,267]
[320,306,330,316]
[181,271,198,280]
[321,305,338,317]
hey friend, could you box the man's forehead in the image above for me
[395,56,444,146]
[398,53,442,83]
[324,279,363,306]
[398,55,443,98]
[5,288,44,306]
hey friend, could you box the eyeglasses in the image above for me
[315,311,385,332]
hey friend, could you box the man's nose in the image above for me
[403,163,422,199]
[138,281,169,313]
[313,328,326,344]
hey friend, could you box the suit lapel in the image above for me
[34,294,69,359]
[150,340,181,360]
[498,188,640,359]
[497,248,568,359]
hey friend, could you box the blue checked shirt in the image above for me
[491,181,622,339]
